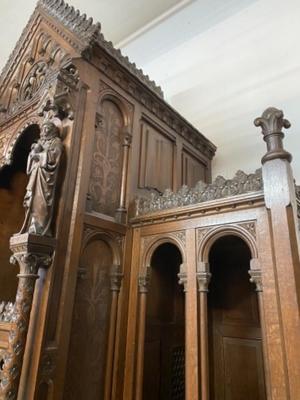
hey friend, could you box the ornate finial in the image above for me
[254,107,292,164]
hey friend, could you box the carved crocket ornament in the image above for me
[19,118,63,236]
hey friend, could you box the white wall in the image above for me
[122,0,300,182]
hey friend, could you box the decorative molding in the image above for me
[38,0,101,45]
[135,169,263,216]
[197,228,212,247]
[37,0,163,97]
[0,118,40,169]
[254,107,292,164]
[94,56,215,158]
[238,221,256,239]
[172,231,186,246]
[0,62,79,172]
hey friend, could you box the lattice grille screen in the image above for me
[171,345,185,399]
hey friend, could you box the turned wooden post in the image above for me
[255,107,300,398]
[115,130,132,223]
[0,234,55,400]
[196,264,211,400]
[248,261,271,400]
[104,264,123,400]
[135,272,150,400]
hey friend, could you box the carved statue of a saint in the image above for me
[19,120,63,236]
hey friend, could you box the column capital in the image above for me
[10,233,56,275]
[0,234,56,398]
[254,107,292,164]
[249,269,263,292]
[138,272,150,293]
[110,265,123,292]
[196,271,211,292]
[121,129,132,146]
[178,263,187,292]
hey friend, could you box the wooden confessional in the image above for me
[0,1,300,400]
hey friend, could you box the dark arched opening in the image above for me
[208,235,266,400]
[143,242,185,400]
[0,124,40,301]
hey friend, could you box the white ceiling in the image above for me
[1,0,300,181]
[121,0,300,181]
[0,0,184,70]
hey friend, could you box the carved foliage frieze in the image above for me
[135,169,263,216]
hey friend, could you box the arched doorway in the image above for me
[143,242,185,400]
[208,235,266,400]
[0,124,40,300]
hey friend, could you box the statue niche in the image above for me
[19,119,63,236]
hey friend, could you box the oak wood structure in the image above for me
[0,1,299,399]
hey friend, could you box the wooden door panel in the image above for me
[208,236,266,400]
[223,337,266,400]
[144,340,161,400]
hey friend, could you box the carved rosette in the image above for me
[0,234,55,400]
[254,107,292,164]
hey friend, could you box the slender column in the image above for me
[196,267,211,400]
[104,265,123,400]
[135,272,150,400]
[248,265,271,400]
[0,233,55,400]
[116,130,132,223]
[255,107,300,398]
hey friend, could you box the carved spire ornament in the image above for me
[254,107,292,164]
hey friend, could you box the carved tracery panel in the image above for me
[89,99,124,216]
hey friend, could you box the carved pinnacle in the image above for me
[254,107,292,164]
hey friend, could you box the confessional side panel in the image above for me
[85,59,213,218]
[181,146,207,187]
[138,119,175,193]
[89,99,124,216]
[63,239,113,400]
